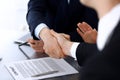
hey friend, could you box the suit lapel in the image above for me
[103,20,120,50]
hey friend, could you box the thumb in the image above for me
[50,29,59,38]
[93,28,97,31]
[61,33,70,40]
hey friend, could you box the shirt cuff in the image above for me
[70,42,80,60]
[35,23,48,39]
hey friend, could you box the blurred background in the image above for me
[0,0,29,31]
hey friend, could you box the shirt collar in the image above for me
[68,0,70,4]
[97,4,120,51]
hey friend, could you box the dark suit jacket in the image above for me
[76,21,120,80]
[26,0,98,42]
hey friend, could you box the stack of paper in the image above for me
[5,57,78,80]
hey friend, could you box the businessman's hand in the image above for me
[77,22,97,43]
[39,28,65,58]
[27,39,44,53]
[50,30,73,56]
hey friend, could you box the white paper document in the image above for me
[5,57,78,80]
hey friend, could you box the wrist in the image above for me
[39,28,50,40]
[63,41,74,56]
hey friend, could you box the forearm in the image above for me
[27,12,47,39]
[26,0,48,39]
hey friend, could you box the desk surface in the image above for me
[0,29,81,80]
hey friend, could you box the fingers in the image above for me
[28,39,43,45]
[42,32,65,58]
[77,22,94,38]
[50,29,59,38]
[43,37,65,59]
[82,22,92,31]
[27,39,44,53]
[77,27,84,38]
[50,29,70,40]
[27,38,37,44]
[77,22,98,43]
[50,30,72,56]
[61,33,70,40]
[77,22,92,33]
[93,28,97,31]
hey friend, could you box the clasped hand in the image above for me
[28,22,97,59]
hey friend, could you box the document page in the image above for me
[5,57,78,80]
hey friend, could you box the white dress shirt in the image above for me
[35,0,70,39]
[97,4,120,51]
[70,4,120,59]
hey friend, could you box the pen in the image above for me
[31,70,59,77]
[0,58,2,61]
[19,42,29,46]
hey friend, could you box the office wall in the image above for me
[0,0,29,31]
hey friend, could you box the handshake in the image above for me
[28,22,97,59]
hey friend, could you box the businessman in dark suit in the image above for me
[50,0,120,79]
[80,21,120,80]
[26,0,98,58]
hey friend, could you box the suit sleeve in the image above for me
[76,43,98,66]
[26,0,48,39]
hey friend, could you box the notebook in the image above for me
[5,57,78,80]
